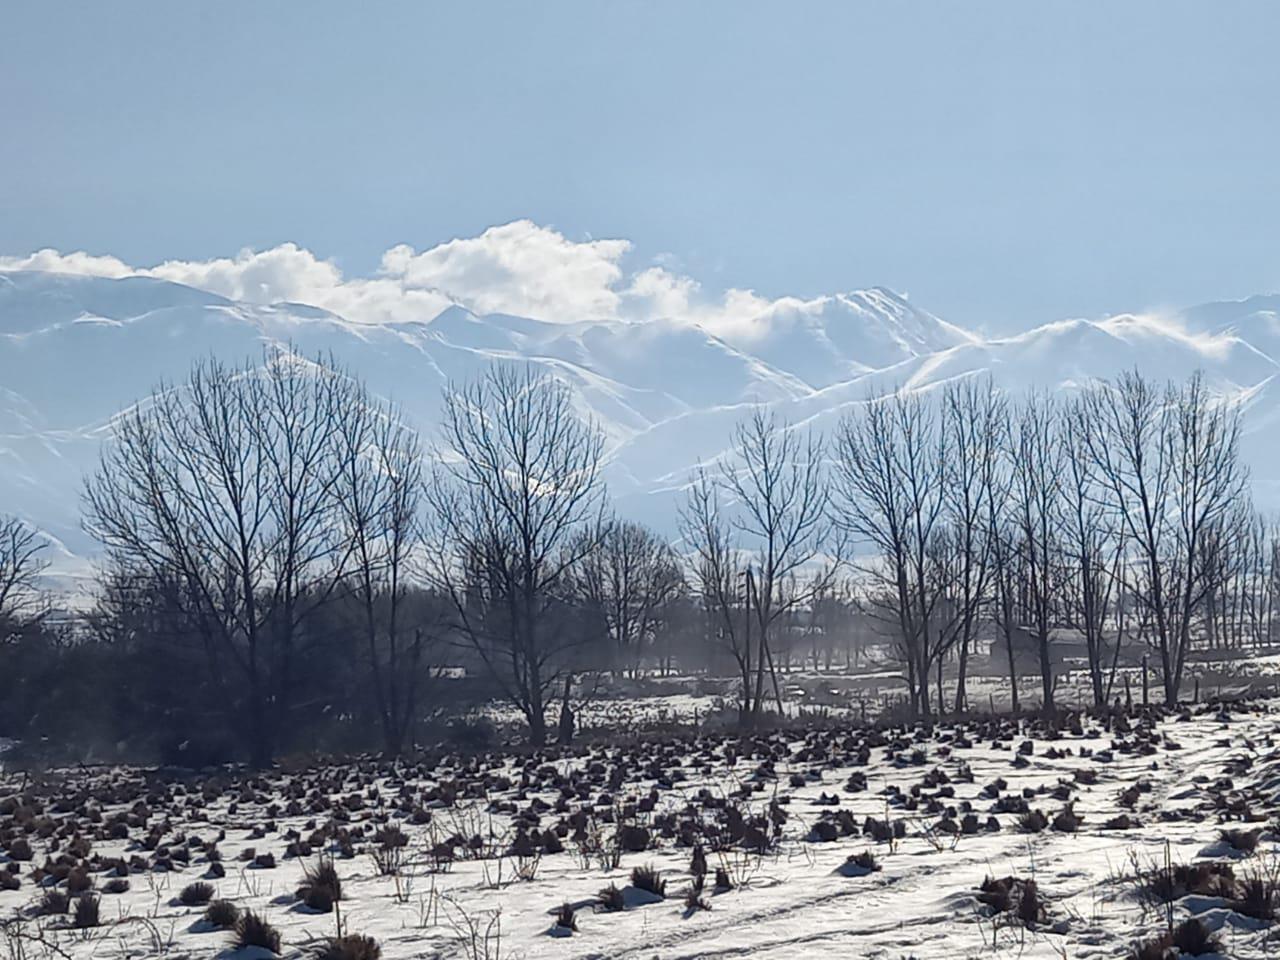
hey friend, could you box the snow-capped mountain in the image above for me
[3,268,1279,577]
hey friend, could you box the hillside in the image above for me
[2,269,1279,573]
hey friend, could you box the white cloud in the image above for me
[620,265,814,342]
[0,249,134,279]
[0,220,846,343]
[317,279,454,327]
[623,266,700,318]
[380,219,632,321]
[146,243,343,305]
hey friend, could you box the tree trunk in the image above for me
[954,633,969,713]
[1039,626,1053,713]
[1005,624,1019,713]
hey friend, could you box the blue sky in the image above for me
[4,1,1280,333]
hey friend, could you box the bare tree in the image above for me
[84,349,357,765]
[574,519,684,676]
[1198,505,1251,650]
[1236,514,1275,648]
[831,390,946,718]
[1082,371,1247,704]
[682,410,834,725]
[680,464,751,715]
[1059,396,1123,705]
[984,471,1021,712]
[939,378,1003,711]
[726,410,835,723]
[1009,391,1064,712]
[423,365,606,746]
[333,387,433,756]
[0,516,46,627]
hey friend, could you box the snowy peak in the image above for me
[1179,294,1280,335]
[0,271,231,336]
[723,286,977,389]
[421,304,813,408]
[3,268,1280,566]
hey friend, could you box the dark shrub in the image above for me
[1221,827,1262,853]
[597,883,625,911]
[180,881,215,906]
[617,824,649,853]
[631,864,666,898]
[297,859,342,912]
[66,866,93,894]
[1143,860,1237,903]
[1016,880,1044,927]
[1131,918,1221,960]
[978,876,1046,928]
[552,902,578,932]
[204,899,240,929]
[1017,810,1048,833]
[1233,870,1279,921]
[846,851,879,872]
[234,911,281,954]
[73,894,100,929]
[318,934,382,960]
[374,825,408,849]
[683,875,710,912]
[7,838,32,862]
[38,890,69,916]
[978,876,1013,913]
[370,828,405,877]
[301,885,334,913]
[1170,918,1220,955]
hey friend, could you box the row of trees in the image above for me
[0,350,1269,761]
[73,357,699,758]
[815,372,1250,718]
[679,373,1251,724]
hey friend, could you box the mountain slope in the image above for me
[3,269,1279,571]
[710,287,976,389]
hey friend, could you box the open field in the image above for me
[4,698,1280,959]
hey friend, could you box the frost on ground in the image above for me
[5,701,1280,959]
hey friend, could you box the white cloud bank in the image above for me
[0,219,896,342]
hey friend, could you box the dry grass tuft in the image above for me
[234,910,282,954]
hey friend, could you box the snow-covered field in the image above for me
[5,700,1280,959]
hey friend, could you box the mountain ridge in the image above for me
[3,268,1279,577]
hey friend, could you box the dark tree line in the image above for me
[3,355,697,762]
[0,353,1272,764]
